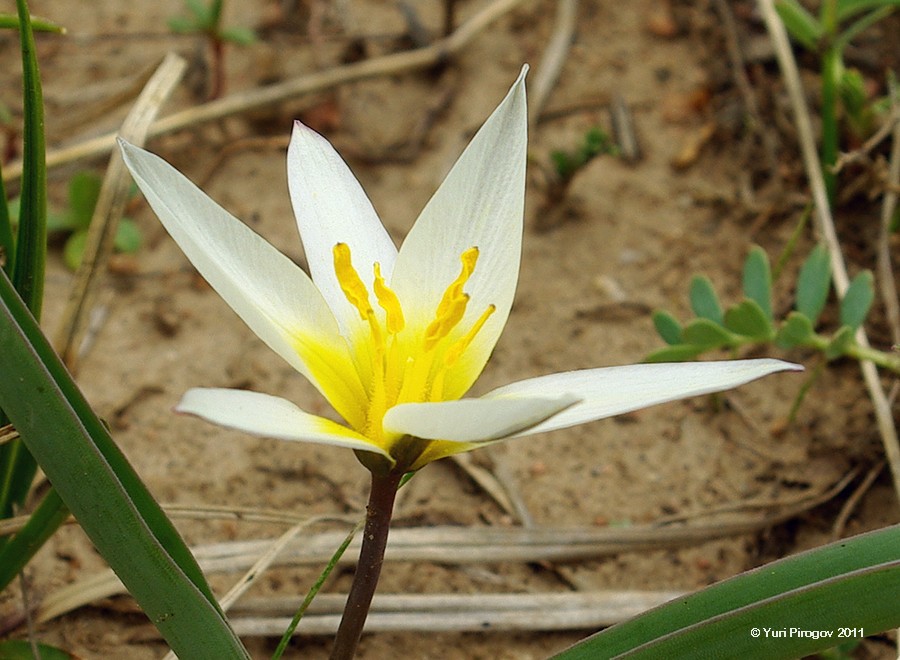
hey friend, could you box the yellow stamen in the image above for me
[444,304,496,367]
[333,243,372,320]
[424,247,479,351]
[373,262,405,334]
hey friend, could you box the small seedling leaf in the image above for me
[67,171,102,229]
[836,0,900,22]
[742,246,773,320]
[644,344,708,363]
[776,311,815,348]
[840,270,874,329]
[825,326,855,360]
[689,275,724,324]
[682,318,735,348]
[796,245,831,323]
[167,16,196,33]
[775,0,824,49]
[63,230,87,270]
[652,310,683,345]
[114,218,142,253]
[724,299,774,340]
[220,25,256,45]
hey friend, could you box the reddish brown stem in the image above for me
[329,469,402,660]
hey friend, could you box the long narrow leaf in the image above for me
[555,524,900,658]
[0,269,249,658]
[0,0,47,528]
[0,488,69,591]
[10,0,46,318]
[835,0,900,22]
[0,13,65,33]
[0,163,12,277]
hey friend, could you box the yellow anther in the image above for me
[333,243,373,321]
[434,248,479,319]
[373,262,405,334]
[444,304,496,367]
[424,247,479,351]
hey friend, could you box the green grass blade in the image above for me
[0,0,47,527]
[10,0,46,318]
[0,270,249,658]
[0,488,69,591]
[554,524,900,659]
[0,163,12,276]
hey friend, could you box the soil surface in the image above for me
[2,0,899,658]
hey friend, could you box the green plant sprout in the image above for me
[775,0,898,201]
[545,126,618,206]
[648,244,900,375]
[7,171,141,270]
[168,0,256,99]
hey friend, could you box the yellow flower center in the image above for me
[333,243,495,448]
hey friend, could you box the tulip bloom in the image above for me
[119,69,797,477]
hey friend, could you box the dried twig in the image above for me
[831,461,884,541]
[4,0,529,181]
[52,53,187,370]
[220,590,686,636]
[758,0,900,504]
[32,482,841,625]
[528,0,578,131]
[713,0,779,175]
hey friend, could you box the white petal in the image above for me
[119,140,366,426]
[389,67,529,398]
[383,392,578,442]
[287,122,398,335]
[177,388,389,458]
[485,359,802,436]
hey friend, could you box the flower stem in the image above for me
[330,469,402,660]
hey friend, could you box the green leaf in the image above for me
[0,488,69,593]
[220,25,256,45]
[742,246,773,320]
[67,170,102,228]
[0,640,74,659]
[776,311,816,348]
[652,310,683,345]
[840,270,874,329]
[167,15,196,33]
[63,230,86,270]
[555,524,900,659]
[723,299,774,340]
[775,0,824,49]
[835,0,900,22]
[0,269,249,658]
[825,325,855,359]
[1,0,47,528]
[644,344,708,363]
[0,13,66,33]
[689,275,724,324]
[10,0,46,320]
[796,245,832,324]
[681,318,736,348]
[114,218,142,253]
[0,169,13,277]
